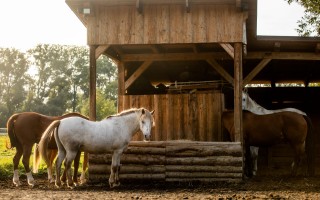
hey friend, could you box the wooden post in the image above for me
[89,45,97,121]
[233,43,243,143]
[233,43,244,176]
[118,61,125,112]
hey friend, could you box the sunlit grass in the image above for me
[0,135,86,180]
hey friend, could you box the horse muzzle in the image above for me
[144,134,151,141]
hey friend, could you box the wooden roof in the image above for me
[66,0,320,85]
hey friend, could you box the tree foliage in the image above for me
[286,0,320,36]
[0,45,118,127]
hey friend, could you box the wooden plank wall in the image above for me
[89,141,243,183]
[117,91,224,142]
[88,5,247,45]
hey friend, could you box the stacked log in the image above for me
[88,141,166,183]
[88,141,243,183]
[165,141,242,182]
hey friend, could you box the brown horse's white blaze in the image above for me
[6,112,88,187]
[222,110,314,176]
[38,108,155,189]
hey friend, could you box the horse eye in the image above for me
[142,121,145,124]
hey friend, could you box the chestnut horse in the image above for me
[6,112,89,187]
[222,110,315,177]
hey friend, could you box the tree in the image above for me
[0,48,30,126]
[286,0,320,36]
[79,89,117,120]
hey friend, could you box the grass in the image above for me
[0,135,86,180]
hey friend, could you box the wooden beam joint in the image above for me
[136,0,143,14]
[220,43,235,59]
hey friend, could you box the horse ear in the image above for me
[150,110,155,115]
[243,87,248,93]
[141,108,145,115]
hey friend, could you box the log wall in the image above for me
[89,141,243,183]
[88,4,247,45]
[118,91,224,142]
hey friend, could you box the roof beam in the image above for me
[122,52,230,61]
[220,43,234,59]
[206,59,234,85]
[95,45,110,59]
[125,61,153,90]
[122,52,320,62]
[243,58,272,86]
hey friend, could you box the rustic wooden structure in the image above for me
[66,0,320,180]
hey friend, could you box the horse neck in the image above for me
[246,98,273,115]
[112,112,140,137]
[247,97,306,116]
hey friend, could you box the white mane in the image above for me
[242,92,306,116]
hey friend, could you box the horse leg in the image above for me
[80,152,88,185]
[109,152,118,188]
[22,145,35,187]
[55,150,66,188]
[244,145,253,178]
[115,151,123,186]
[64,151,78,189]
[291,144,305,176]
[48,149,57,183]
[72,151,81,186]
[109,150,122,188]
[250,146,259,176]
[12,144,23,187]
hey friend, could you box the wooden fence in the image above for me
[118,91,224,141]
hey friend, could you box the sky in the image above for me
[0,0,305,52]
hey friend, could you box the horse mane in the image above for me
[106,108,141,119]
[243,91,306,116]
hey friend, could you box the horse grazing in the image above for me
[241,91,307,175]
[39,108,155,189]
[6,112,89,187]
[222,110,314,177]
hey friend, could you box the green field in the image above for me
[0,135,85,180]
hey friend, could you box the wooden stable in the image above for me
[66,0,320,181]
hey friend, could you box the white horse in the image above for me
[38,108,154,188]
[242,91,306,176]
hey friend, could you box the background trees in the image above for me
[286,0,320,36]
[0,45,118,126]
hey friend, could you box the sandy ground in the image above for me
[1,173,320,200]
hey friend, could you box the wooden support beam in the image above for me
[233,43,243,143]
[233,43,243,177]
[122,52,230,61]
[185,0,190,13]
[243,58,272,86]
[246,52,320,60]
[220,43,234,59]
[316,43,320,53]
[125,61,153,90]
[136,0,143,13]
[206,59,233,85]
[95,45,110,59]
[89,45,97,121]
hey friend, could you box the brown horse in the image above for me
[222,110,315,176]
[6,112,89,187]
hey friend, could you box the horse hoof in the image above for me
[80,178,87,185]
[13,181,21,187]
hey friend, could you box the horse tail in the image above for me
[6,114,20,149]
[303,115,315,176]
[33,144,41,173]
[37,120,61,170]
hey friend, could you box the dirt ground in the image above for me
[1,173,320,200]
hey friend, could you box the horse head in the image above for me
[139,108,155,141]
[242,90,250,110]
